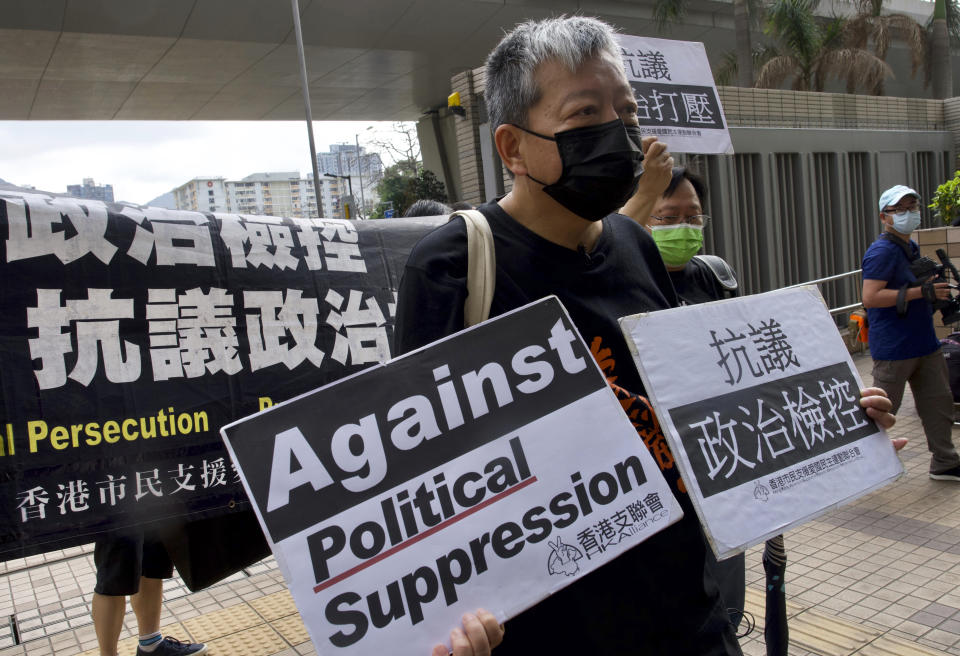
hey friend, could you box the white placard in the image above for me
[223,297,681,655]
[620,286,902,559]
[618,34,734,154]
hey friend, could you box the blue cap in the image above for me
[878,185,919,212]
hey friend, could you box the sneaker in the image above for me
[930,466,960,481]
[136,637,207,656]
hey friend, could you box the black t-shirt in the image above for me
[669,256,747,623]
[670,257,739,306]
[394,202,741,655]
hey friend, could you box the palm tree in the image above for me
[948,0,960,42]
[931,0,954,98]
[755,0,893,92]
[733,0,756,86]
[653,0,686,30]
[714,45,780,86]
[842,0,926,95]
[653,0,760,86]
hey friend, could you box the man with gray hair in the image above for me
[395,15,892,656]
[395,16,739,654]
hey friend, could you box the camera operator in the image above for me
[862,185,960,481]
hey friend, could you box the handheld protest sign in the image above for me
[221,296,681,656]
[617,34,733,155]
[620,286,903,560]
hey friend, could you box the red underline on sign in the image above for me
[313,476,538,594]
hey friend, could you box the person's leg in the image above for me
[130,577,163,637]
[134,533,206,655]
[908,351,960,474]
[92,535,143,656]
[133,535,172,652]
[871,358,914,414]
[92,593,126,656]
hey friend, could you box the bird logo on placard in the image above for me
[754,481,770,502]
[546,537,583,577]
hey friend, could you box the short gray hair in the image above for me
[484,16,622,131]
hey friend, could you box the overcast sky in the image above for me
[0,121,413,205]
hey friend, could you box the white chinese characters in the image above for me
[26,287,394,390]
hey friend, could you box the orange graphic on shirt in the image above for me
[589,336,618,384]
[590,335,687,495]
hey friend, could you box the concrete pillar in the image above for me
[416,111,462,203]
[450,69,487,206]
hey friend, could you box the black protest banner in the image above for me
[222,297,681,656]
[0,186,444,560]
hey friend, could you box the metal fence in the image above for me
[679,139,954,323]
[784,269,864,316]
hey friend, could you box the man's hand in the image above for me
[922,280,950,303]
[619,137,674,226]
[862,279,949,309]
[636,137,674,197]
[431,609,505,656]
[859,387,905,450]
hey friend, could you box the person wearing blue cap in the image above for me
[862,185,960,481]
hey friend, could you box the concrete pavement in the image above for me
[3,351,960,656]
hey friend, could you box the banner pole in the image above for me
[291,0,323,218]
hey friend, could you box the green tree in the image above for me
[371,161,446,218]
[930,170,960,225]
[755,0,893,91]
[654,0,760,86]
[842,0,926,95]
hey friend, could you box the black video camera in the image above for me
[908,249,960,325]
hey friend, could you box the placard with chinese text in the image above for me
[620,286,902,559]
[618,35,734,155]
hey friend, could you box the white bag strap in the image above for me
[452,210,495,327]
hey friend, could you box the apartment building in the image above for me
[171,173,340,218]
[172,177,228,212]
[66,178,114,203]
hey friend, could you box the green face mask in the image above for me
[650,224,704,267]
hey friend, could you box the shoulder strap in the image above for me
[692,254,738,292]
[452,210,496,327]
[879,232,918,262]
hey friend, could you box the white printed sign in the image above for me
[222,297,681,655]
[621,286,902,559]
[618,34,734,154]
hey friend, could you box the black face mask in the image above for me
[515,118,645,222]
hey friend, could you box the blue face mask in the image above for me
[888,209,922,234]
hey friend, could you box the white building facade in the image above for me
[170,171,370,219]
[172,177,228,213]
